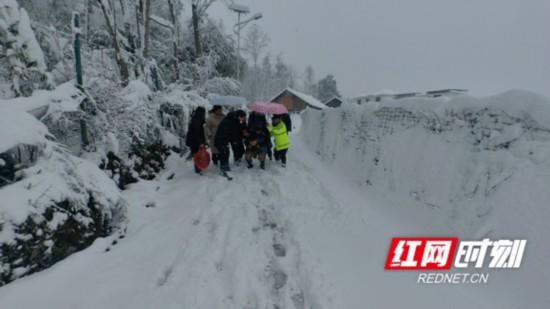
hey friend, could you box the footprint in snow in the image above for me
[273,243,286,257]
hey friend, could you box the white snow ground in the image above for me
[0,114,549,308]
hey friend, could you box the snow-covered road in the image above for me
[0,128,547,308]
[0,134,343,308]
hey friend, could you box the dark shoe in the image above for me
[260,161,265,170]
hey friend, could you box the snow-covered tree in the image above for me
[316,74,341,102]
[302,65,317,97]
[0,0,52,97]
[242,24,269,70]
[272,53,291,94]
[96,0,130,85]
[190,0,216,58]
[259,54,272,99]
[242,24,269,100]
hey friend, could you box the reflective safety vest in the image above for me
[267,122,290,151]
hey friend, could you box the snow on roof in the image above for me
[272,88,327,109]
[426,89,468,94]
[324,96,343,103]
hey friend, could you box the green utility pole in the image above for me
[73,13,83,88]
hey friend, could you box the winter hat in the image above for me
[235,110,246,118]
[210,105,222,113]
[192,106,206,121]
[247,132,259,141]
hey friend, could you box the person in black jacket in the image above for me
[247,112,273,160]
[214,110,247,174]
[185,107,207,174]
[281,113,292,132]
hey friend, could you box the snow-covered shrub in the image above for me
[84,80,208,187]
[301,90,550,237]
[0,82,92,155]
[99,142,172,190]
[0,107,127,286]
[156,84,209,148]
[201,76,240,97]
[98,151,138,190]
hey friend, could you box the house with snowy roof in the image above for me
[271,88,327,112]
[352,89,468,105]
[424,89,468,98]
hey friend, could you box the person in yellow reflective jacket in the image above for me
[267,115,290,167]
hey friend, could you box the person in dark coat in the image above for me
[245,126,270,170]
[281,113,292,132]
[214,110,247,174]
[205,105,225,166]
[185,106,207,174]
[247,111,273,160]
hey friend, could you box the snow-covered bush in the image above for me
[301,90,550,237]
[84,79,208,188]
[156,84,209,146]
[201,76,240,97]
[0,106,127,286]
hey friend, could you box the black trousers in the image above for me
[212,153,220,165]
[217,144,230,172]
[231,142,245,162]
[274,149,287,164]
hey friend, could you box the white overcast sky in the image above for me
[209,0,550,98]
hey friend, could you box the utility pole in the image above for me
[73,12,83,88]
[229,3,262,81]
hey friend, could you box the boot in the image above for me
[260,161,265,170]
[247,159,254,169]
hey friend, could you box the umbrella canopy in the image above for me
[247,101,288,115]
[211,96,247,107]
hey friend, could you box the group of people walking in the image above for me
[185,105,291,178]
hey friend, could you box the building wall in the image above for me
[274,93,307,112]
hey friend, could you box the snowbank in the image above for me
[300,90,550,305]
[0,82,82,116]
[0,106,127,285]
[0,108,48,154]
[301,90,550,236]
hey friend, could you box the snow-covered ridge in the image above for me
[301,90,550,237]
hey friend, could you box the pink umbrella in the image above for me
[247,101,288,115]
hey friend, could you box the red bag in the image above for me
[193,145,211,171]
